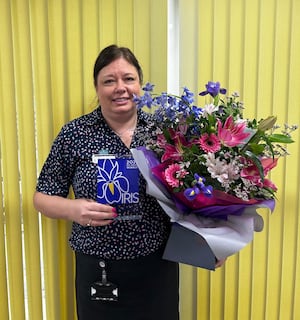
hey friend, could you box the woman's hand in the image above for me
[215,258,227,268]
[33,192,117,226]
[70,198,117,227]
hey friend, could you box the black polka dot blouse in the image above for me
[36,107,171,260]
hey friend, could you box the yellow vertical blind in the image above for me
[2,0,300,319]
[179,0,300,319]
[0,1,27,319]
[0,0,168,319]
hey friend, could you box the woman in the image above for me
[33,45,180,320]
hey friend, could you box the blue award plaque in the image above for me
[97,156,139,205]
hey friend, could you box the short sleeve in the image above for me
[36,126,74,197]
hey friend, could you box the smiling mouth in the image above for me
[112,97,130,102]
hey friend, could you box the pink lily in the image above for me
[217,116,250,147]
[161,144,184,162]
[241,158,278,190]
[168,128,189,146]
[156,133,167,148]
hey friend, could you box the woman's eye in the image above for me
[125,77,135,82]
[103,79,115,85]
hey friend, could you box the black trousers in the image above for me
[75,249,179,320]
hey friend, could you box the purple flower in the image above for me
[181,87,195,104]
[183,174,213,201]
[133,92,153,109]
[142,82,155,92]
[199,81,227,98]
[154,92,168,107]
[194,173,206,187]
[194,174,213,197]
[184,186,200,200]
[201,185,213,197]
[191,105,203,119]
[167,95,178,107]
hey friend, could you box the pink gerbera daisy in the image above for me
[164,163,188,188]
[199,133,221,153]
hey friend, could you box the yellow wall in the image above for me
[1,0,300,319]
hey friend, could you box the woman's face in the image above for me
[95,58,141,118]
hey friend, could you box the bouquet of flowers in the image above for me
[131,81,297,269]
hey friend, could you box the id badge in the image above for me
[90,281,118,302]
[90,260,118,302]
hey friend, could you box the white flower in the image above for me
[205,153,240,185]
[202,103,219,117]
[233,184,249,201]
[226,159,240,181]
[205,153,228,184]
[235,117,247,124]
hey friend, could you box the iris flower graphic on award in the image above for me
[97,157,139,204]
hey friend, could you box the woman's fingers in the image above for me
[76,199,118,226]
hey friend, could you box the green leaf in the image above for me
[248,143,265,155]
[263,136,275,158]
[163,128,172,143]
[244,150,264,181]
[268,134,294,144]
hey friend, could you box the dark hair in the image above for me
[93,44,143,86]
